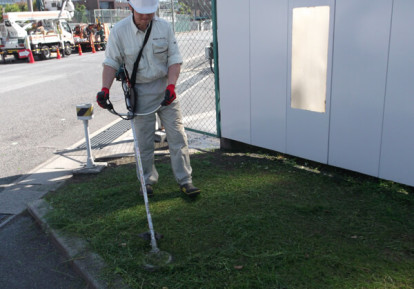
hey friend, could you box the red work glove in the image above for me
[161,84,176,106]
[96,87,111,109]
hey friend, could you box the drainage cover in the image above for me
[77,120,131,150]
[0,214,12,225]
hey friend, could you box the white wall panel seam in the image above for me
[326,0,337,165]
[284,1,290,152]
[327,0,392,176]
[249,0,252,144]
[284,0,289,153]
[377,0,395,177]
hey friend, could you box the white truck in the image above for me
[0,10,75,60]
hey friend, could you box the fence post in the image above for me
[170,0,176,32]
[212,0,221,138]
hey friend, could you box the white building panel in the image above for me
[217,0,251,144]
[216,0,413,186]
[250,0,288,152]
[328,0,393,176]
[379,0,414,186]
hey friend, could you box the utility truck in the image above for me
[0,9,75,60]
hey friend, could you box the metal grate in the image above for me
[77,120,131,150]
[0,214,12,226]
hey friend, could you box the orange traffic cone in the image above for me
[28,49,35,64]
[91,44,96,54]
[78,44,83,56]
[57,49,61,59]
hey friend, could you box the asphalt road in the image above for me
[0,29,215,189]
[0,30,214,288]
[0,212,89,289]
[0,52,120,190]
[0,51,131,289]
[0,30,215,189]
[0,49,129,289]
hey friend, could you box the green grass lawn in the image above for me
[45,150,414,289]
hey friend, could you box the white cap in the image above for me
[129,0,159,14]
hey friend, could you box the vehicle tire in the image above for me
[64,42,72,56]
[40,45,50,60]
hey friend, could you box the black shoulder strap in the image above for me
[130,20,153,87]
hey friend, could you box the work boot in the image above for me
[180,183,200,197]
[140,184,154,197]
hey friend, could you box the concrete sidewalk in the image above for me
[0,118,219,288]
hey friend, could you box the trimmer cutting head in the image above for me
[143,250,173,270]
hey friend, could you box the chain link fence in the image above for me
[93,9,132,27]
[72,9,95,24]
[73,9,131,25]
[160,0,218,136]
[72,1,218,136]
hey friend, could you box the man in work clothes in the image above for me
[96,0,200,197]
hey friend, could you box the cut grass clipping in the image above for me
[45,150,414,289]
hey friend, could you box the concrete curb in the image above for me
[27,199,130,289]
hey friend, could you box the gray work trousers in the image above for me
[133,100,192,186]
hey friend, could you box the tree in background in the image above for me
[177,1,191,15]
[0,4,25,22]
[74,3,88,23]
[17,2,27,11]
[180,0,211,19]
